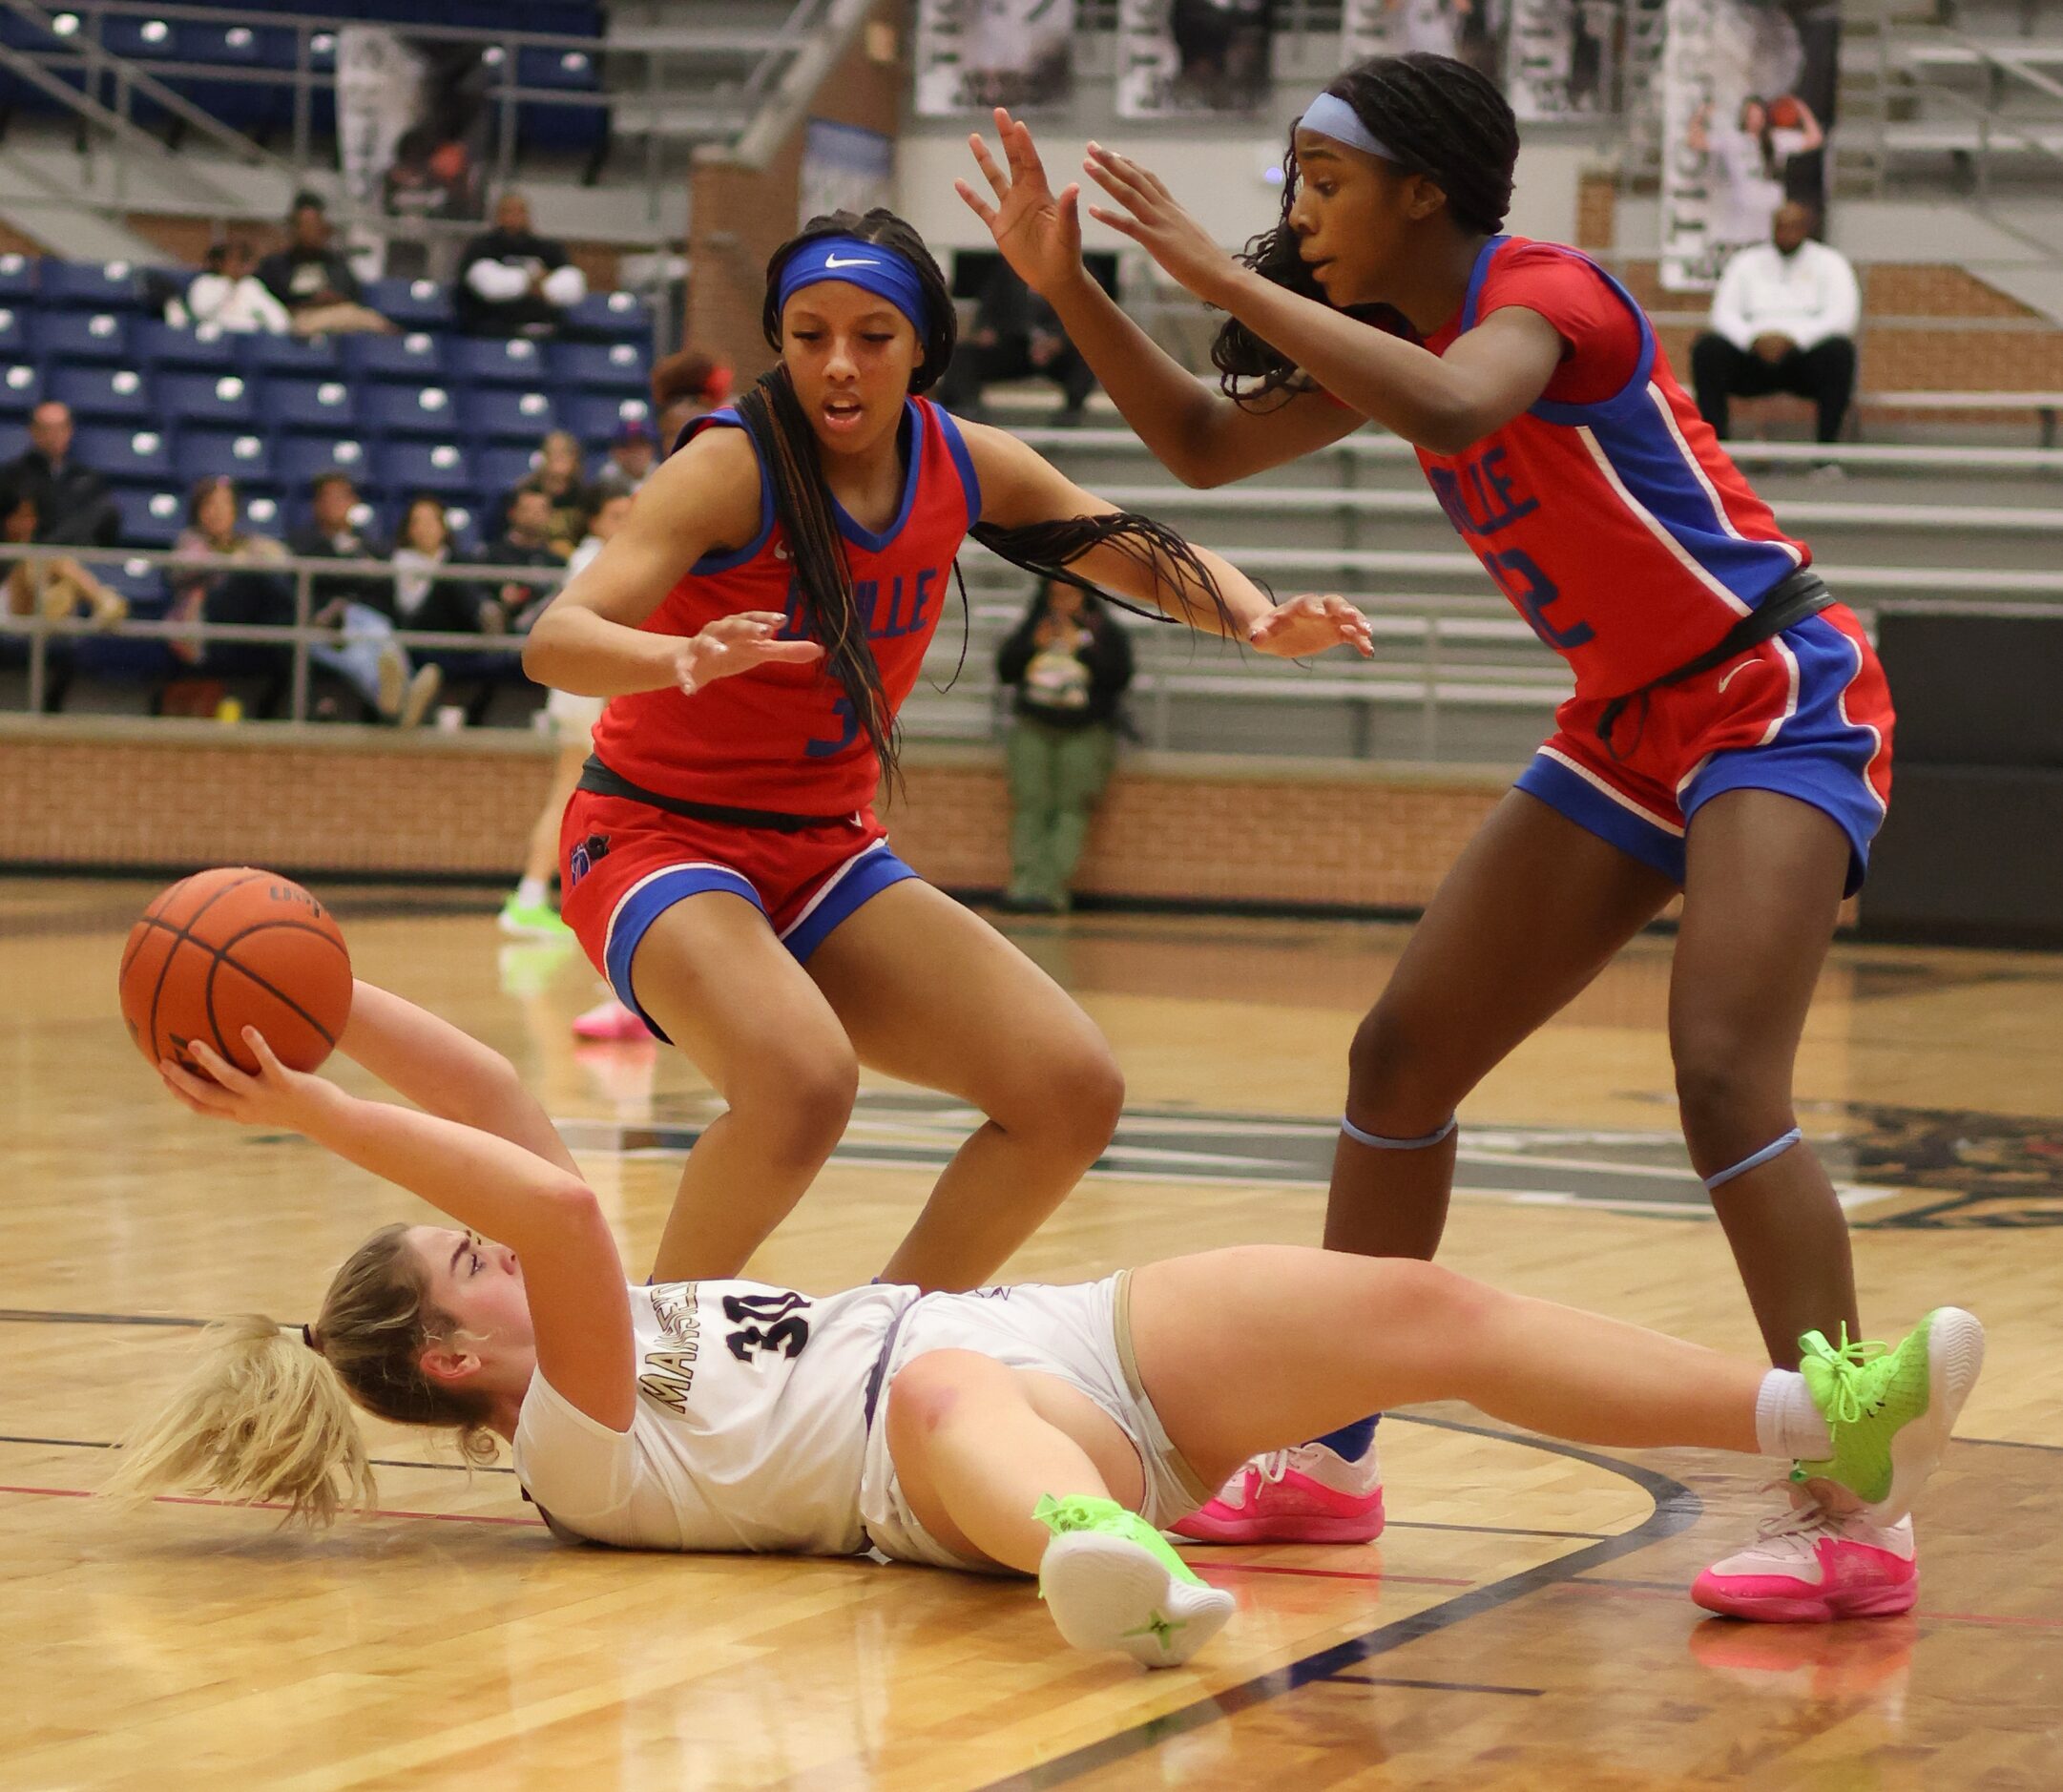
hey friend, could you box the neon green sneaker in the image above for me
[1796,1307,1986,1525]
[498,895,573,940]
[1033,1493,1236,1668]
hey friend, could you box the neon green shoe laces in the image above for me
[1796,1320,1929,1505]
[1032,1493,1209,1591]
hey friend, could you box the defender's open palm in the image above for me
[1250,594,1375,660]
[678,612,824,696]
[957,109,1085,298]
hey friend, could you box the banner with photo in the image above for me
[914,0,1076,116]
[1659,0,1840,290]
[800,119,896,227]
[336,26,490,225]
[1340,0,1510,89]
[1116,0,1276,118]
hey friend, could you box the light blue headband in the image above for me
[777,235,931,335]
[1297,93,1401,162]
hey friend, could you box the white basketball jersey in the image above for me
[511,1279,916,1554]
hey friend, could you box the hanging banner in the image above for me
[337,26,490,224]
[914,0,1076,115]
[1505,1,1619,118]
[1340,0,1508,82]
[800,119,896,226]
[1117,0,1276,118]
[1659,0,1840,290]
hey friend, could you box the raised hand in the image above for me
[1081,142,1241,306]
[956,109,1085,298]
[1249,594,1375,660]
[675,611,825,696]
[160,1030,337,1132]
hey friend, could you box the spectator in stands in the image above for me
[167,476,294,713]
[994,578,1134,914]
[456,191,589,338]
[288,470,441,728]
[184,239,291,334]
[4,402,119,548]
[0,483,126,712]
[391,495,489,636]
[1690,95,1824,251]
[257,193,395,337]
[937,260,1095,425]
[591,420,656,501]
[504,430,593,558]
[650,348,734,450]
[476,485,564,635]
[1692,200,1860,451]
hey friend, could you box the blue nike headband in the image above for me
[1297,93,1401,163]
[777,236,932,335]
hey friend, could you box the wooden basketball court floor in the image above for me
[3,876,2059,1790]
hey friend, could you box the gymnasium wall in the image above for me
[0,719,1506,912]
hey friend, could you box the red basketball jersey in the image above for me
[591,397,981,815]
[1409,237,1811,699]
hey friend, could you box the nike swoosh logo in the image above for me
[823,255,878,269]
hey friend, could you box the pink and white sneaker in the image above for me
[572,997,653,1042]
[1693,1503,1917,1622]
[1171,1440,1386,1545]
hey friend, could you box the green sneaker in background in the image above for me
[498,896,573,940]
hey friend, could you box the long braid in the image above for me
[1216,52,1520,405]
[969,511,1252,634]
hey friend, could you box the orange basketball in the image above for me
[1768,95,1803,129]
[119,867,353,1076]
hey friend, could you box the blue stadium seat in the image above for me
[0,364,47,415]
[240,490,287,532]
[339,330,446,384]
[439,503,484,555]
[448,335,549,386]
[564,392,653,448]
[517,45,599,89]
[132,318,240,372]
[39,259,148,310]
[564,291,652,341]
[100,16,183,60]
[0,252,36,301]
[28,310,131,364]
[102,554,171,616]
[51,365,153,422]
[115,487,188,547]
[364,277,453,329]
[0,419,27,462]
[240,332,341,377]
[276,433,373,489]
[0,303,24,357]
[157,370,260,427]
[373,440,473,496]
[361,384,463,438]
[76,424,176,482]
[462,387,557,442]
[264,375,359,433]
[164,22,298,135]
[475,443,541,495]
[549,340,650,396]
[180,427,275,485]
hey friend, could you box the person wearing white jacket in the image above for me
[184,240,293,334]
[456,190,589,338]
[1691,202,1861,446]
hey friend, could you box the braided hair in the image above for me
[1216,52,1521,405]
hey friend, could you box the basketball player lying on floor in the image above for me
[115,983,1985,1666]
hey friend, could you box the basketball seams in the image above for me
[205,917,350,1049]
[144,870,265,1066]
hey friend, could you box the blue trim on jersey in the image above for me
[679,407,776,574]
[780,843,921,962]
[1457,237,1802,611]
[604,864,763,1039]
[933,402,983,531]
[1515,753,1684,883]
[832,400,924,552]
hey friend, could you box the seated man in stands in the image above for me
[1692,201,1860,448]
[0,482,126,713]
[257,193,395,337]
[285,470,438,726]
[937,259,1096,425]
[457,191,588,339]
[475,485,564,635]
[185,239,291,334]
[591,420,656,501]
[3,402,118,547]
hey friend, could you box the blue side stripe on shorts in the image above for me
[604,865,764,1037]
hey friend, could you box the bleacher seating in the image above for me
[0,256,658,548]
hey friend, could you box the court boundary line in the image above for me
[969,1413,1699,1792]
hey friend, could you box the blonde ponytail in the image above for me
[104,1313,375,1525]
[106,1221,497,1528]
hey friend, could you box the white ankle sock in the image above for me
[514,876,548,907]
[1755,1368,1833,1460]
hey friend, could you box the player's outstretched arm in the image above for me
[160,1031,636,1429]
[337,980,578,1177]
[523,427,824,698]
[963,421,1371,657]
[958,108,1361,488]
[1078,142,1566,454]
